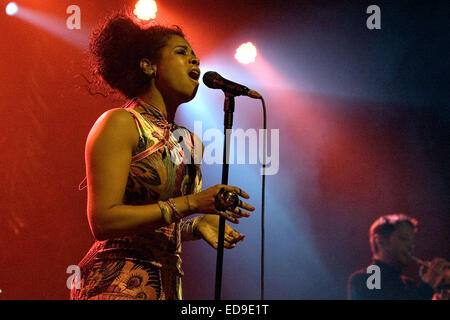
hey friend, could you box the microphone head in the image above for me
[202,71,222,89]
[202,71,258,98]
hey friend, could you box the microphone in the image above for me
[203,71,261,99]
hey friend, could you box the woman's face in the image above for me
[154,35,201,104]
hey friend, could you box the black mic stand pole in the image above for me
[214,93,236,300]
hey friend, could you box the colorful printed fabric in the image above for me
[71,98,202,300]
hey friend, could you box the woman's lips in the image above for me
[188,69,200,81]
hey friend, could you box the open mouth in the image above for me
[188,69,200,81]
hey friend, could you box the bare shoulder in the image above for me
[91,108,136,133]
[87,108,139,150]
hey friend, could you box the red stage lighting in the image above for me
[235,42,258,64]
[133,0,158,21]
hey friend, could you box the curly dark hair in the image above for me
[89,14,185,99]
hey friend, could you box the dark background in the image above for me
[0,0,448,299]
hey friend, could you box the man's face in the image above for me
[381,223,415,267]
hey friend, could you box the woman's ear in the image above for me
[140,58,157,77]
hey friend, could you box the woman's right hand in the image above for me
[188,184,255,224]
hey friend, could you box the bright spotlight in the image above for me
[6,2,19,16]
[133,0,158,21]
[235,42,258,64]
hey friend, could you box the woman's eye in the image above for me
[177,50,187,55]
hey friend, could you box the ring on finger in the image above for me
[215,188,239,211]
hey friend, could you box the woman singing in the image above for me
[71,14,254,300]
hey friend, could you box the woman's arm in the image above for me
[85,108,252,241]
[85,108,194,240]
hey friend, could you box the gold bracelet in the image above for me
[158,201,173,225]
[167,198,183,222]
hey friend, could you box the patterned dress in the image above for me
[71,98,203,300]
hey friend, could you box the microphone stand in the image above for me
[214,92,235,300]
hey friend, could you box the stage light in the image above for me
[133,0,158,21]
[235,42,258,64]
[6,2,19,16]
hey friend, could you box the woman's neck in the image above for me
[138,90,176,123]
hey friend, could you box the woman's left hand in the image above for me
[195,215,245,249]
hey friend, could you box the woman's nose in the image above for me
[191,56,200,66]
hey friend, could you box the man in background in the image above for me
[348,213,449,300]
